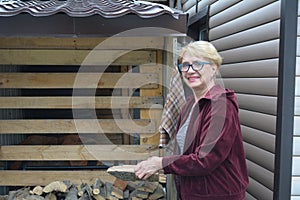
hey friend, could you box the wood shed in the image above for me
[0,0,187,196]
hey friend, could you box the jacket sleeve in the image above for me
[162,98,241,176]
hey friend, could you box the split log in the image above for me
[65,185,78,200]
[148,184,165,200]
[45,193,57,200]
[26,195,45,200]
[107,165,159,181]
[0,195,8,200]
[92,178,104,195]
[43,181,68,193]
[32,186,43,196]
[8,187,30,200]
[136,181,159,193]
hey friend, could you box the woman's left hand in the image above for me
[134,156,163,180]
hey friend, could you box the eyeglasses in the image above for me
[177,61,211,72]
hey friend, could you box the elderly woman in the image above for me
[134,41,249,200]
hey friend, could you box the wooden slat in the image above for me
[0,49,156,65]
[0,37,164,50]
[0,145,159,161]
[0,170,116,186]
[0,96,163,109]
[0,119,156,134]
[0,73,158,89]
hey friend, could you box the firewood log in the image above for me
[45,193,57,200]
[32,186,43,196]
[107,165,159,181]
[26,195,45,200]
[65,185,78,200]
[92,178,104,195]
[43,181,68,193]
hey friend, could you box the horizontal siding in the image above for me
[292,177,300,196]
[220,59,278,78]
[183,0,217,16]
[295,117,300,135]
[246,177,273,200]
[209,1,280,40]
[242,125,275,153]
[222,78,278,96]
[209,0,276,29]
[239,109,276,134]
[210,0,242,17]
[292,1,300,199]
[244,142,274,172]
[293,157,300,175]
[247,159,274,190]
[236,94,277,115]
[219,39,279,64]
[212,20,280,51]
[207,1,280,199]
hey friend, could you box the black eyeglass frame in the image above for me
[177,61,211,72]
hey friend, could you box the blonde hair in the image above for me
[178,41,222,68]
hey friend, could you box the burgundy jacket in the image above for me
[162,85,249,200]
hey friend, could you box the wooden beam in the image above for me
[0,73,158,89]
[0,170,116,186]
[0,96,163,109]
[0,119,156,134]
[0,37,164,50]
[0,145,159,161]
[0,49,156,65]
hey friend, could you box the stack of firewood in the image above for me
[0,178,165,200]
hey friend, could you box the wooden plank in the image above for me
[0,73,158,89]
[0,49,156,65]
[0,96,163,109]
[0,119,156,134]
[0,170,116,186]
[0,37,164,50]
[139,51,163,145]
[0,145,159,161]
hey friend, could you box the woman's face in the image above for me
[181,54,217,92]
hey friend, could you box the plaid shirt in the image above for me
[159,68,186,148]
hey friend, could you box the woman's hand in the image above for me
[134,156,163,180]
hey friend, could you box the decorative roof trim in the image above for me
[0,0,183,19]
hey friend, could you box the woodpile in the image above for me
[0,178,165,200]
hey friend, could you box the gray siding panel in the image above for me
[247,177,273,200]
[209,0,241,17]
[295,97,300,115]
[209,1,280,40]
[292,177,300,196]
[219,39,279,64]
[222,78,278,96]
[205,1,280,198]
[236,94,277,115]
[244,142,274,172]
[246,159,274,190]
[209,0,277,29]
[295,116,300,135]
[220,59,278,78]
[242,125,275,153]
[239,109,276,134]
[212,20,280,51]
